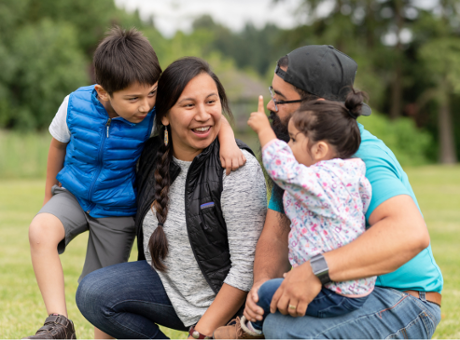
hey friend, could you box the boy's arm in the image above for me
[218,116,246,175]
[43,138,67,205]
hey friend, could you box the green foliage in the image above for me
[192,15,290,77]
[359,112,433,166]
[8,20,88,129]
[0,0,145,130]
[0,130,50,178]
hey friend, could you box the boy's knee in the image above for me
[29,214,65,247]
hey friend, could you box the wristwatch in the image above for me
[310,254,332,285]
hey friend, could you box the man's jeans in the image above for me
[263,286,441,339]
[76,261,188,339]
[252,278,368,331]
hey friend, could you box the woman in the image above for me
[76,57,267,339]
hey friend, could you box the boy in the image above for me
[26,27,244,339]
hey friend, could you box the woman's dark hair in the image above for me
[148,57,231,271]
[291,89,367,159]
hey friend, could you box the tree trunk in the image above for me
[438,79,457,163]
[390,0,403,120]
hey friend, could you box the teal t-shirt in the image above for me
[268,124,443,293]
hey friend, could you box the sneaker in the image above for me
[24,314,77,339]
[213,316,264,339]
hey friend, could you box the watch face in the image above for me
[310,254,331,284]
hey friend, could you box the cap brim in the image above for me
[361,102,372,116]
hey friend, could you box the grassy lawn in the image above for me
[0,165,459,338]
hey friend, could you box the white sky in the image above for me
[114,0,304,37]
[114,0,438,38]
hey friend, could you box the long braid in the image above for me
[148,126,172,271]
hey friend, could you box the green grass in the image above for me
[404,165,460,338]
[0,128,459,338]
[0,130,50,179]
[0,180,187,339]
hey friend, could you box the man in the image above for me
[246,45,442,338]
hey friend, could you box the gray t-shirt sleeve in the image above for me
[221,150,267,292]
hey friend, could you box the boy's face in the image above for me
[95,82,158,123]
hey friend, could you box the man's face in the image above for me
[268,70,302,141]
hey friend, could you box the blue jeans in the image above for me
[262,286,441,339]
[253,278,368,330]
[76,260,188,339]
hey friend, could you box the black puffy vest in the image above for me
[135,136,254,294]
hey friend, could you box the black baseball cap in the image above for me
[275,45,371,116]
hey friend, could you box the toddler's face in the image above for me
[104,82,158,123]
[287,120,316,167]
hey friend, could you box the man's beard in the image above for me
[266,110,289,211]
[269,110,289,142]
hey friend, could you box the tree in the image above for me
[419,37,460,163]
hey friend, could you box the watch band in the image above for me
[310,254,332,285]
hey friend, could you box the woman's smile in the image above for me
[162,72,222,161]
[191,125,212,137]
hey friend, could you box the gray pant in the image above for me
[38,185,136,282]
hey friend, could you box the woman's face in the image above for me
[162,72,222,161]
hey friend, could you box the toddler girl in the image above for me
[245,90,374,337]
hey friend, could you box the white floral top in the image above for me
[263,139,376,297]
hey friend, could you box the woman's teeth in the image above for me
[193,127,210,132]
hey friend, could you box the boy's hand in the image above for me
[248,96,277,148]
[220,140,246,176]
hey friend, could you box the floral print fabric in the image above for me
[263,139,376,296]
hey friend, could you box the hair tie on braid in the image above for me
[158,223,164,227]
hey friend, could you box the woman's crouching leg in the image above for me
[76,261,187,339]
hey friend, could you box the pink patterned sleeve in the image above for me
[262,139,338,218]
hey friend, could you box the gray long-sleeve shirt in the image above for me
[143,150,267,326]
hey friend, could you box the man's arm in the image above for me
[326,194,429,281]
[43,138,67,205]
[244,208,291,322]
[269,194,430,317]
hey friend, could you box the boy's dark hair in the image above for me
[291,89,367,159]
[93,26,162,95]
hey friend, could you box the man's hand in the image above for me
[270,261,322,317]
[243,280,267,323]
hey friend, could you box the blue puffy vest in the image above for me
[56,85,155,218]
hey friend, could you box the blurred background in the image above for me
[1,0,460,175]
[0,0,459,338]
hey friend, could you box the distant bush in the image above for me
[359,112,433,166]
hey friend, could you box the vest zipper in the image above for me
[87,118,110,206]
[106,118,112,138]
